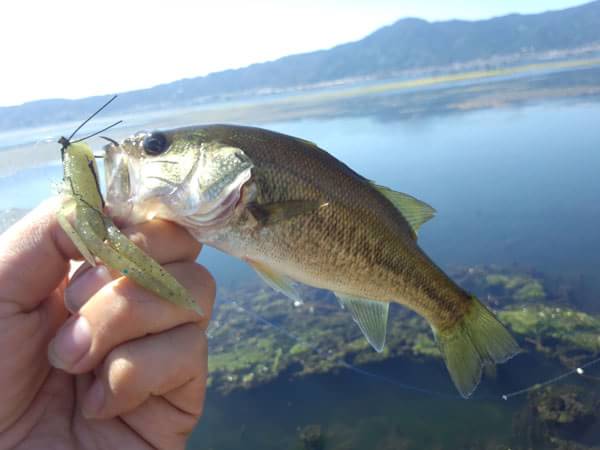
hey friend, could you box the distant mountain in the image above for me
[2,0,600,131]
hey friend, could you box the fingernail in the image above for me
[83,380,105,419]
[65,265,112,313]
[48,315,92,370]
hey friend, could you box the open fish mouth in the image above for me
[103,140,133,223]
[101,131,255,228]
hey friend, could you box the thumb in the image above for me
[0,197,80,313]
[0,197,81,436]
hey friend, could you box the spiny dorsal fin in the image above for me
[335,292,389,352]
[247,200,328,226]
[372,183,436,235]
[293,136,320,149]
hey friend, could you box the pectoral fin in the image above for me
[246,258,302,303]
[372,183,435,236]
[335,292,390,352]
[247,200,328,226]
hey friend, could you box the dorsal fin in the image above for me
[372,183,436,235]
[293,136,320,149]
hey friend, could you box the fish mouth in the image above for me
[103,140,134,224]
[102,135,254,229]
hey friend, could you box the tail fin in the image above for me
[433,297,520,398]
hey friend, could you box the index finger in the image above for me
[122,219,202,264]
[0,198,80,312]
[65,220,203,313]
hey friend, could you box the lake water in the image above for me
[2,101,599,289]
[1,99,599,449]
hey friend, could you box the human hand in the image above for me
[0,198,215,450]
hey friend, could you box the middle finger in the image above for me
[48,262,215,374]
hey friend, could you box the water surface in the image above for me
[3,102,598,289]
[1,100,599,449]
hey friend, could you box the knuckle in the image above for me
[202,269,216,299]
[105,347,139,394]
[193,265,216,303]
[188,331,208,374]
[178,411,202,435]
[183,378,207,418]
[100,290,136,329]
[109,279,153,317]
[169,325,206,375]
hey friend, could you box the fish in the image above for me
[103,124,520,398]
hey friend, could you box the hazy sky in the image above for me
[1,0,591,107]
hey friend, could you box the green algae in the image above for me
[485,273,545,299]
[205,267,598,394]
[455,266,548,305]
[271,347,283,373]
[514,385,600,449]
[500,305,600,354]
[514,281,545,302]
[412,333,441,358]
[290,342,312,356]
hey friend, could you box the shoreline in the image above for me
[2,60,600,177]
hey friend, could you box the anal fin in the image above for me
[335,292,390,352]
[246,258,302,303]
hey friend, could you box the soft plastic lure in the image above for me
[56,99,202,314]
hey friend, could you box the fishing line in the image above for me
[501,355,600,400]
[222,297,461,399]
[221,297,600,402]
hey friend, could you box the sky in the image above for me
[0,0,592,107]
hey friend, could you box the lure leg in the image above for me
[57,198,97,266]
[103,217,203,314]
[60,200,202,315]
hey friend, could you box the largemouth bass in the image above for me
[103,124,519,397]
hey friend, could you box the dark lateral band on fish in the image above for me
[102,124,521,398]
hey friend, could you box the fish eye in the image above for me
[142,132,169,156]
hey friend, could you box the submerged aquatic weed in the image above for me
[514,385,600,448]
[205,266,598,395]
[500,306,600,354]
[455,266,548,305]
